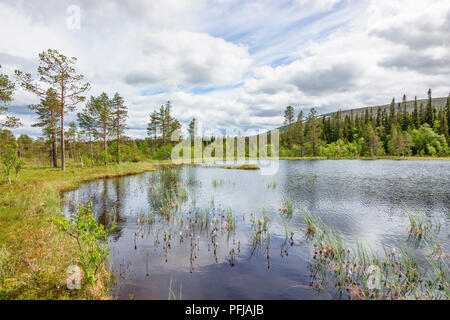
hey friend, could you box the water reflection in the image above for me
[62,160,450,299]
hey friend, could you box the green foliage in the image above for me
[52,204,116,285]
[412,124,448,156]
[0,65,21,129]
[153,144,174,160]
[318,139,359,158]
[1,141,24,184]
[280,91,450,158]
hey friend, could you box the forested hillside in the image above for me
[278,91,450,158]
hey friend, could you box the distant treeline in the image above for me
[1,50,450,173]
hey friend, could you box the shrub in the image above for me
[52,204,116,285]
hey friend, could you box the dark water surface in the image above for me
[62,160,450,299]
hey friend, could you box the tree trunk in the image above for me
[117,118,120,163]
[61,104,65,171]
[89,134,94,165]
[103,124,107,165]
[60,81,66,171]
[51,110,58,168]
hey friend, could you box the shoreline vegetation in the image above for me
[0,161,157,299]
[278,156,450,160]
[0,50,449,300]
[220,164,261,170]
[0,159,448,300]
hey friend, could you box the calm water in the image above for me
[62,160,450,299]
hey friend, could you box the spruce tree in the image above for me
[412,96,420,129]
[425,88,434,125]
[297,111,304,156]
[284,105,295,149]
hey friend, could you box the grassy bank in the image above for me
[0,161,157,300]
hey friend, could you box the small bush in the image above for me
[52,203,116,285]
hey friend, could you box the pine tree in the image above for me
[15,50,90,170]
[111,93,127,163]
[96,93,113,156]
[0,65,21,129]
[29,88,60,167]
[77,100,97,164]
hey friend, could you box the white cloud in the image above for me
[123,30,251,88]
[1,0,449,138]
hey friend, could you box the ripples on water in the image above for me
[62,160,450,299]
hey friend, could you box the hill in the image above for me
[321,97,448,119]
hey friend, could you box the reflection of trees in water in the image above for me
[77,178,127,240]
[282,161,319,213]
[107,178,127,241]
[148,167,184,213]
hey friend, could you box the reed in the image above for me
[305,211,449,300]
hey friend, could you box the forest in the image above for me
[279,91,450,158]
[1,49,450,182]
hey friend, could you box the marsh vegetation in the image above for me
[63,160,449,300]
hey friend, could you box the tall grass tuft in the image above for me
[405,209,433,239]
[280,197,293,214]
[304,210,449,300]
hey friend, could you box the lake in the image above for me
[62,160,450,299]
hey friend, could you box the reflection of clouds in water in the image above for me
[62,160,450,299]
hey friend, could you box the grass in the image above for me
[212,178,224,188]
[220,164,260,170]
[301,209,323,235]
[168,277,182,300]
[302,210,449,300]
[405,209,434,239]
[280,197,293,215]
[0,161,157,299]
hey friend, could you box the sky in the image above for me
[1,0,449,138]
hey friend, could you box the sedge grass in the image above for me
[0,161,158,299]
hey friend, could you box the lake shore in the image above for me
[0,161,159,300]
[2,158,448,300]
[278,156,450,160]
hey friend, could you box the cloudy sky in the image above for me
[1,0,449,138]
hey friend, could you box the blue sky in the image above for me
[1,0,450,138]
